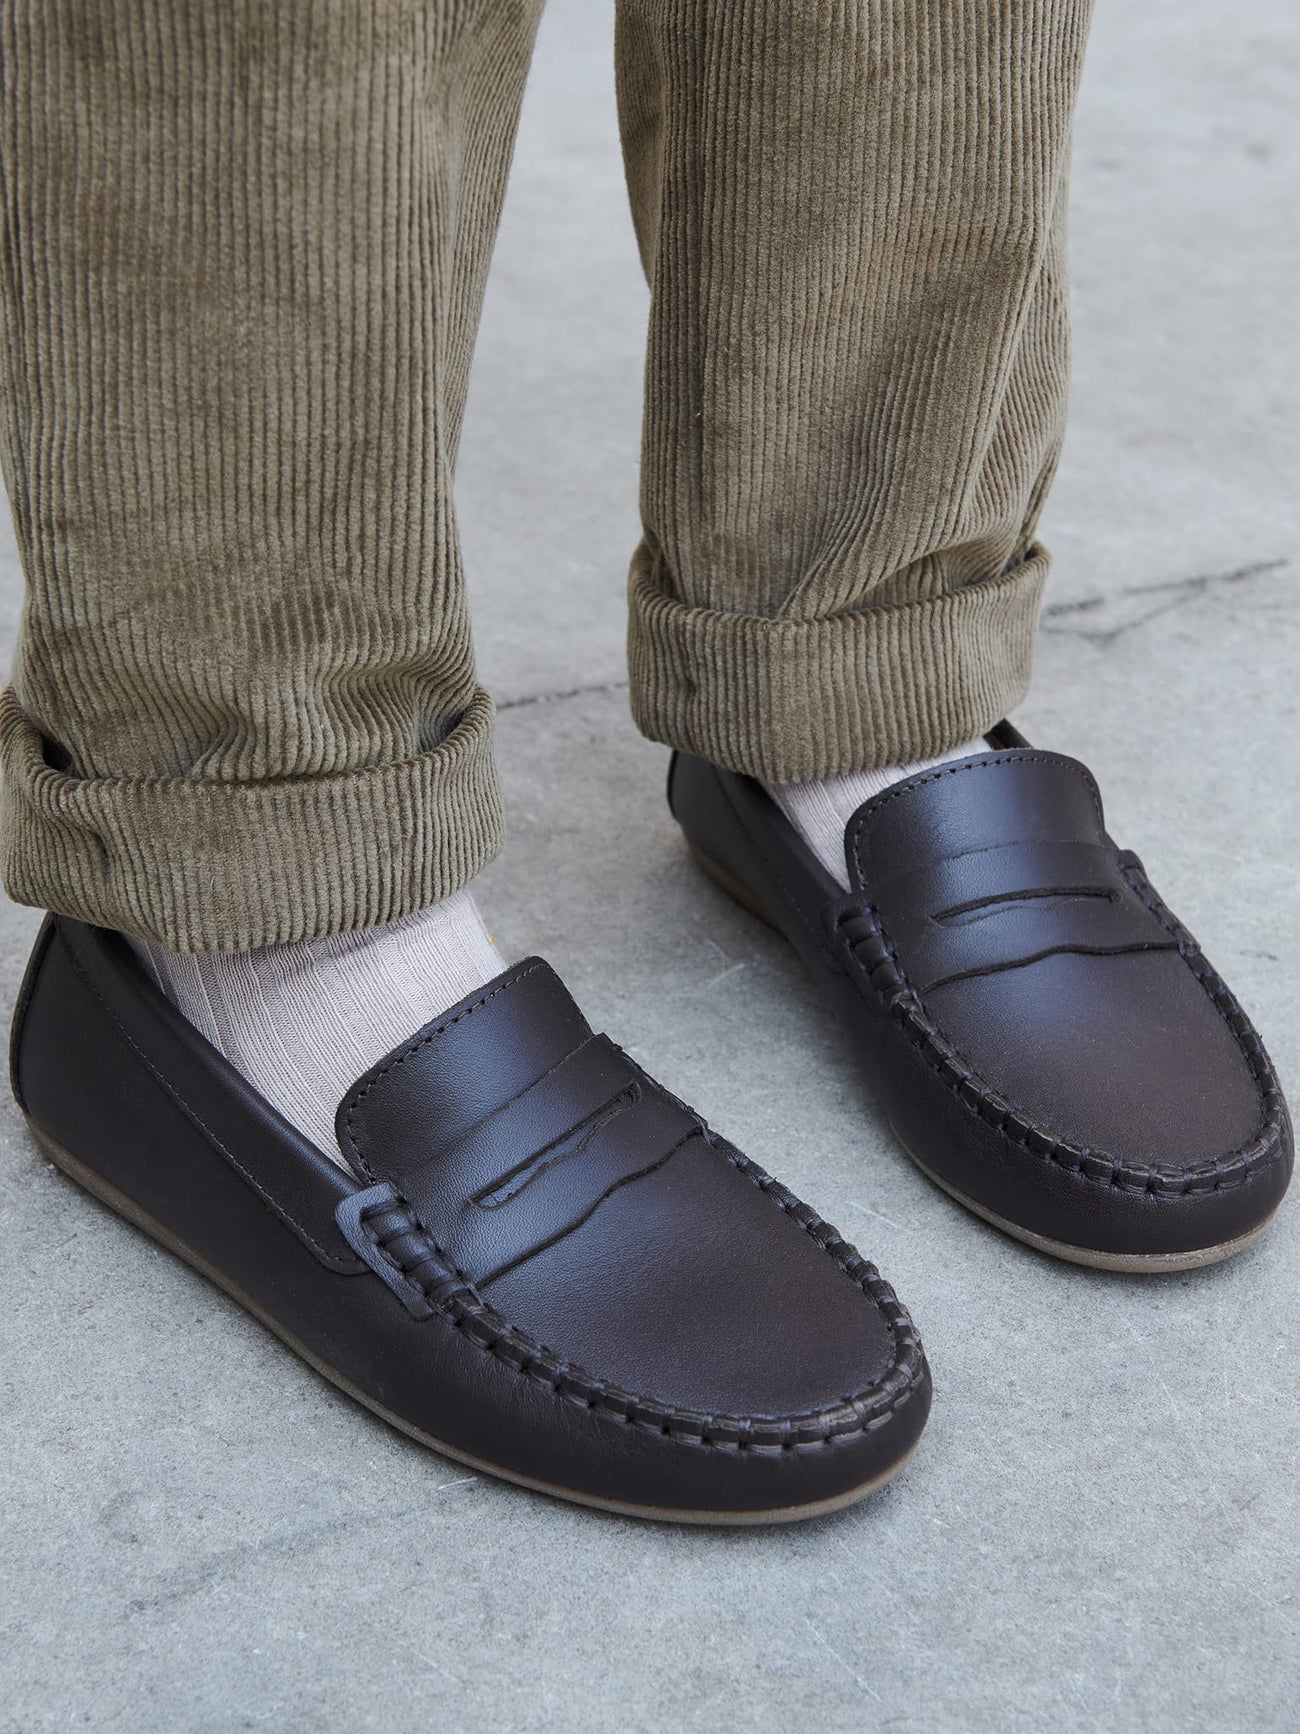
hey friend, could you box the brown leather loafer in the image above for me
[10,916,930,1523]
[669,724,1293,1272]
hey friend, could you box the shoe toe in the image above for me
[481,1130,929,1510]
[925,948,1292,1259]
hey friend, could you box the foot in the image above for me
[669,723,1293,1271]
[12,917,931,1521]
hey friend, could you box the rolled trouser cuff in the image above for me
[0,685,503,952]
[628,542,1050,781]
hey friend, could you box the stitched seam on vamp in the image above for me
[1118,859,1273,1132]
[360,1148,926,1450]
[839,895,1284,1194]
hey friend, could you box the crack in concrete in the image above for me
[124,1515,361,1614]
[494,555,1292,713]
[497,677,629,714]
[1041,557,1290,645]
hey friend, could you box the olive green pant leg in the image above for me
[617,0,1093,779]
[0,0,543,949]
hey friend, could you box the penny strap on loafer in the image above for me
[841,754,1181,993]
[337,960,703,1286]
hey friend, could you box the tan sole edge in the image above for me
[898,1134,1276,1273]
[28,1120,916,1526]
[687,843,1277,1274]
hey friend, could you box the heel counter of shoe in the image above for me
[10,916,151,1157]
[667,751,783,902]
[666,751,742,866]
[9,913,57,1115]
[665,749,681,817]
[668,753,846,965]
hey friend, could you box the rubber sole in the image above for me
[688,845,1276,1274]
[897,1134,1276,1273]
[28,1118,917,1526]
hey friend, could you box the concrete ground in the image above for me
[1,2,1297,1729]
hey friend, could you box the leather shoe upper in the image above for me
[11,914,930,1515]
[668,736,1293,1259]
[336,957,915,1421]
[842,750,1268,1171]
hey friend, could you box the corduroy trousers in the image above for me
[0,0,1093,951]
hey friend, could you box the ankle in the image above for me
[766,738,987,887]
[130,889,501,1165]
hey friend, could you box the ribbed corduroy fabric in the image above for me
[0,1,542,950]
[0,0,1093,949]
[618,0,1092,779]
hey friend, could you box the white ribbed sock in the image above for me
[129,890,501,1169]
[767,738,988,889]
